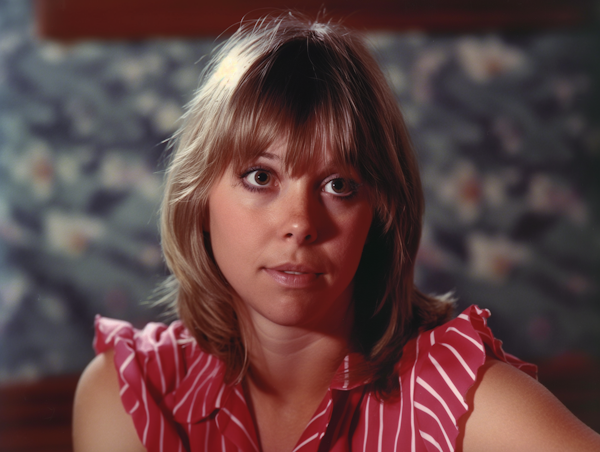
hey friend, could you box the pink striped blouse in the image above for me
[94,305,537,452]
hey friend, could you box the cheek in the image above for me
[210,205,243,261]
[208,198,266,281]
[333,207,373,270]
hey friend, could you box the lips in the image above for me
[263,263,323,288]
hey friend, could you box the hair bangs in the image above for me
[224,35,361,176]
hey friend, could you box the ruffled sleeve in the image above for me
[408,305,537,452]
[94,316,192,452]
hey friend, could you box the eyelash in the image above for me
[323,177,360,200]
[238,166,271,193]
[238,167,361,200]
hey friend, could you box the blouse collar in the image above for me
[171,351,368,425]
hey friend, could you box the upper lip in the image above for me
[266,263,323,274]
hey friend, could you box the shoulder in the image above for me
[403,305,537,383]
[73,349,146,452]
[461,358,600,452]
[83,316,225,448]
[395,305,537,451]
[93,316,195,398]
[400,305,536,395]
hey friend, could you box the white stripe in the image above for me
[343,355,349,389]
[234,387,245,402]
[186,353,204,374]
[446,327,484,351]
[430,330,435,346]
[441,343,476,380]
[478,331,494,343]
[476,307,489,316]
[215,382,226,408]
[130,400,140,413]
[118,352,135,397]
[457,314,469,321]
[105,323,129,344]
[159,414,164,452]
[416,377,456,425]
[113,336,133,347]
[187,367,220,423]
[205,420,210,452]
[141,377,150,445]
[118,352,135,379]
[221,407,259,452]
[415,402,454,452]
[363,392,371,452]
[393,376,403,452]
[419,430,444,452]
[292,432,319,452]
[172,355,214,414]
[430,354,469,410]
[221,434,226,452]
[378,400,384,452]
[410,334,421,452]
[203,379,215,417]
[305,398,332,430]
[151,338,166,394]
[169,327,181,386]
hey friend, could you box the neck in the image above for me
[240,296,353,404]
[246,326,348,403]
[237,289,354,452]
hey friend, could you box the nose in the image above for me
[279,185,318,245]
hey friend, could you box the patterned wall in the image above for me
[1,0,599,381]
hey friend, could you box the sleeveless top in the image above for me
[94,305,537,452]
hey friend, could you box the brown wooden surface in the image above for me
[537,352,600,434]
[35,0,594,41]
[0,355,598,451]
[0,375,78,452]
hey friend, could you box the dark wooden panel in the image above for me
[35,0,594,41]
[0,375,78,452]
[537,353,600,433]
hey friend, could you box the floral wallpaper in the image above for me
[0,0,598,381]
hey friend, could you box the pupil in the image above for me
[332,179,345,193]
[255,171,269,185]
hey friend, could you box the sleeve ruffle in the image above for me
[94,316,189,452]
[412,305,537,452]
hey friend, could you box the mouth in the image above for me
[263,264,323,288]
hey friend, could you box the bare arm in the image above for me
[73,350,146,452]
[461,359,600,452]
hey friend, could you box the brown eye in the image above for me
[323,177,359,198]
[324,178,348,195]
[330,178,346,193]
[241,168,273,190]
[253,171,270,185]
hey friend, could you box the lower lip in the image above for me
[263,269,320,288]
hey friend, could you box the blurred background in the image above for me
[0,0,599,450]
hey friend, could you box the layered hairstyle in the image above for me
[160,11,453,393]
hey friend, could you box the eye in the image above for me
[245,169,271,187]
[323,178,355,196]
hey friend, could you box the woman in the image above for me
[73,12,600,452]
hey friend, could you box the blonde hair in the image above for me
[160,12,453,393]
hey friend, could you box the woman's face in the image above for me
[207,141,373,334]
